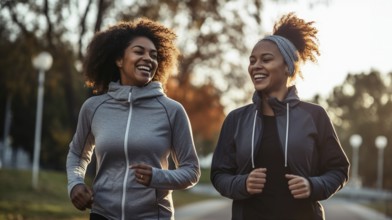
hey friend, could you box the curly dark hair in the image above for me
[272,12,320,78]
[83,17,179,94]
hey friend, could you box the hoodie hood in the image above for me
[252,85,301,115]
[107,81,164,103]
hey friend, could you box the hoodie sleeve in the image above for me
[308,107,350,201]
[210,111,251,200]
[66,99,96,197]
[149,102,200,190]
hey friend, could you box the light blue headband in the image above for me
[260,35,298,76]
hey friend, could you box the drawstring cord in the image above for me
[251,110,258,169]
[285,103,289,168]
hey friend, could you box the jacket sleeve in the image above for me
[210,112,250,200]
[149,102,200,190]
[66,99,95,197]
[308,107,350,201]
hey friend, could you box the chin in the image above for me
[254,85,267,92]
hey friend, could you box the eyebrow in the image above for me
[249,53,274,59]
[261,52,274,56]
[132,45,157,53]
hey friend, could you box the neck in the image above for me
[259,93,274,116]
[258,87,289,115]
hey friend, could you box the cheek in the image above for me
[247,65,252,74]
[269,62,285,74]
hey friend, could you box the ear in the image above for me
[116,58,123,68]
[285,66,290,76]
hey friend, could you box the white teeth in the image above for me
[254,74,266,80]
[138,65,151,71]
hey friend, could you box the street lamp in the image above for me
[32,51,53,189]
[375,136,387,190]
[350,134,362,188]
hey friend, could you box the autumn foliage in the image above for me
[166,76,225,155]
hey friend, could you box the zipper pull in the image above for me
[128,92,132,103]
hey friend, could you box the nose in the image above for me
[250,61,263,72]
[142,54,153,62]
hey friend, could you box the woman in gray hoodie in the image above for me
[211,13,349,220]
[66,18,200,220]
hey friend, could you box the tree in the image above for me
[318,70,392,189]
[166,76,225,156]
[0,0,92,169]
[0,0,265,169]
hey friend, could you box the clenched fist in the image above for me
[70,184,94,211]
[285,174,311,199]
[246,168,267,194]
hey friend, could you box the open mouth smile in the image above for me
[253,73,268,82]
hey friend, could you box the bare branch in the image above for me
[78,0,93,60]
[43,0,54,48]
[94,0,112,32]
[5,1,29,37]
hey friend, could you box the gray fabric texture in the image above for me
[66,81,200,220]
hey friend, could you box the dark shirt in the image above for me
[243,115,313,220]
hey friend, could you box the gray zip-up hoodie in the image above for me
[210,86,349,220]
[66,81,200,220]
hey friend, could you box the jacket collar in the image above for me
[107,81,164,102]
[252,85,300,115]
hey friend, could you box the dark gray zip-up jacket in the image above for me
[67,81,200,220]
[211,86,349,220]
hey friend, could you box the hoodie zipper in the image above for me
[251,102,290,169]
[121,91,133,220]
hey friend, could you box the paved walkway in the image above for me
[322,197,391,220]
[175,184,392,220]
[175,197,391,220]
[175,198,231,220]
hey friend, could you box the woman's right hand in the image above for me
[70,184,94,211]
[246,168,267,195]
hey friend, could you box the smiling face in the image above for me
[116,36,158,86]
[248,40,289,99]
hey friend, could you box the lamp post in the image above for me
[375,136,387,190]
[32,51,53,189]
[350,134,362,188]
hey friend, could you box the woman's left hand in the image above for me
[131,163,153,186]
[285,174,311,199]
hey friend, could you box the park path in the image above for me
[175,185,391,220]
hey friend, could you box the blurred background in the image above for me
[0,0,391,219]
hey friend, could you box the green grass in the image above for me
[198,168,211,184]
[0,169,89,220]
[0,168,216,220]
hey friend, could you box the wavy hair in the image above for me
[272,12,320,78]
[83,17,179,93]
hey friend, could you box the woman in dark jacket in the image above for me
[210,13,349,220]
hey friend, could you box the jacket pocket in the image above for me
[156,189,173,217]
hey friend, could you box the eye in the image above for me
[249,58,256,65]
[134,50,143,55]
[150,53,158,60]
[261,55,274,63]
